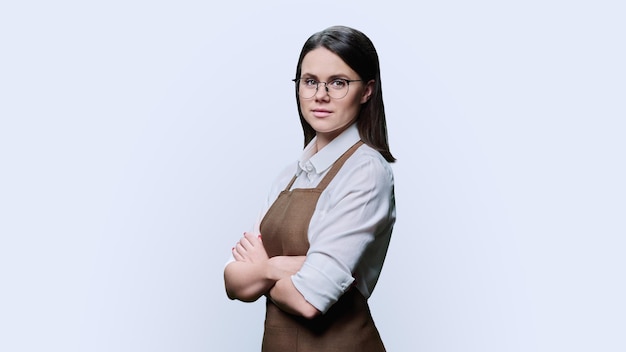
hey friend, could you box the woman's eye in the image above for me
[304,79,318,86]
[330,79,347,88]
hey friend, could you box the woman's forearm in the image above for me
[224,260,273,302]
[269,277,321,319]
[224,255,307,302]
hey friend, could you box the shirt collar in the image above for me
[297,123,361,176]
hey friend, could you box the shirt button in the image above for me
[305,164,314,172]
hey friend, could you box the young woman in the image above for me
[224,25,396,351]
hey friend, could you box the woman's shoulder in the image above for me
[355,143,394,169]
[342,143,395,181]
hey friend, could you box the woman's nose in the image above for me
[314,82,330,100]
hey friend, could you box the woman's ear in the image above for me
[360,80,375,104]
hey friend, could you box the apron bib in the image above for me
[260,141,386,352]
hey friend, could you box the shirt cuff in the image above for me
[291,255,355,314]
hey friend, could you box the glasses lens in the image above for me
[298,80,316,99]
[328,81,349,99]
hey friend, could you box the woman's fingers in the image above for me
[235,240,246,252]
[232,246,245,261]
[243,232,262,246]
[233,232,266,263]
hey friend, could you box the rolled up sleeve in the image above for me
[292,255,355,313]
[291,153,394,313]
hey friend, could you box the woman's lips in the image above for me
[311,109,332,118]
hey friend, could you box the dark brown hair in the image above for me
[294,25,395,162]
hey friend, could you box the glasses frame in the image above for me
[293,78,362,99]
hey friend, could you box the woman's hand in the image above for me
[224,232,272,301]
[232,232,268,264]
[225,232,307,303]
[233,232,305,281]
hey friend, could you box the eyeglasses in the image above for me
[293,78,362,99]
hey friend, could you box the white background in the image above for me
[1,1,624,351]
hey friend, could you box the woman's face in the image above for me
[298,47,373,150]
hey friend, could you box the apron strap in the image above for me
[283,175,298,191]
[316,140,364,191]
[283,140,364,192]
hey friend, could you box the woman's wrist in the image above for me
[266,256,302,282]
[265,257,282,282]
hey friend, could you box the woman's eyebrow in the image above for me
[300,72,351,80]
[300,72,319,79]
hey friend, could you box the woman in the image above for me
[224,25,396,351]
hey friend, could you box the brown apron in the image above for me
[260,141,386,352]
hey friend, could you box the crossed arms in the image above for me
[223,232,321,319]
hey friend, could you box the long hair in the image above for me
[294,25,395,162]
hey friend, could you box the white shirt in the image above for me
[255,123,396,313]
